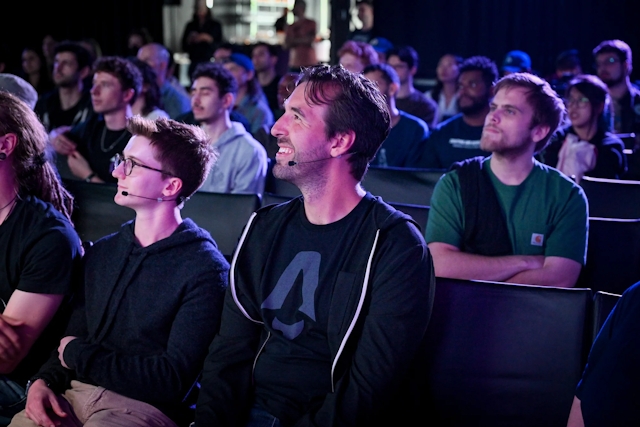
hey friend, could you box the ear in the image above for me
[222,92,235,110]
[593,102,605,117]
[246,70,255,81]
[79,66,91,80]
[388,82,399,98]
[329,130,356,157]
[410,65,418,77]
[162,176,183,198]
[0,133,18,157]
[122,87,136,105]
[531,124,550,146]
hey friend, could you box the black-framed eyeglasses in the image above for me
[564,96,590,109]
[113,153,174,177]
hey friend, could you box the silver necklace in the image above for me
[100,126,128,153]
[0,196,17,225]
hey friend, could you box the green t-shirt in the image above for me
[425,157,588,264]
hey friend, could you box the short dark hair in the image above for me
[363,63,399,86]
[126,116,217,204]
[93,56,143,105]
[493,72,566,153]
[297,64,390,181]
[191,62,238,96]
[387,45,419,69]
[54,41,93,70]
[565,74,611,132]
[593,39,632,68]
[459,55,499,89]
[129,57,164,116]
[253,41,281,58]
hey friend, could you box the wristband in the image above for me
[84,172,96,182]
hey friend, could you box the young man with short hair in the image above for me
[50,56,142,183]
[364,63,429,167]
[387,45,438,129]
[426,72,588,289]
[11,116,230,427]
[191,62,267,195]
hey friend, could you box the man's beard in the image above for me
[601,73,625,88]
[459,98,488,116]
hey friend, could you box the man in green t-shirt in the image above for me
[426,72,588,288]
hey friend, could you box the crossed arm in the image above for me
[0,290,65,374]
[428,242,582,288]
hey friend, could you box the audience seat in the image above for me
[590,290,621,344]
[63,179,134,244]
[576,217,640,294]
[361,166,445,205]
[579,176,640,219]
[182,192,261,260]
[422,278,592,427]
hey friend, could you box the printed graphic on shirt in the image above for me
[261,251,320,339]
[449,138,481,149]
[531,233,544,246]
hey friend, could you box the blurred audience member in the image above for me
[387,45,438,129]
[425,53,464,123]
[126,27,153,58]
[137,42,191,119]
[541,74,626,181]
[252,42,283,115]
[547,49,582,97]
[35,41,93,133]
[19,46,54,96]
[592,39,640,150]
[501,49,532,76]
[129,57,170,120]
[364,63,429,168]
[417,55,497,169]
[338,40,378,74]
[41,34,57,74]
[223,53,274,136]
[369,36,394,64]
[0,74,38,110]
[182,0,223,78]
[284,0,317,71]
[349,0,375,43]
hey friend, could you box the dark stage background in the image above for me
[2,0,638,84]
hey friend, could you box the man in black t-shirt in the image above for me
[35,41,94,134]
[0,91,81,424]
[195,64,434,427]
[50,56,142,183]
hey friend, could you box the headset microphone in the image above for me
[288,154,346,167]
[121,191,165,202]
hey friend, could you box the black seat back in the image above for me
[361,166,445,205]
[182,192,261,260]
[577,217,640,294]
[591,290,621,344]
[579,176,640,219]
[423,278,592,427]
[63,179,134,243]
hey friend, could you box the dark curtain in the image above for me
[2,0,163,74]
[369,0,639,81]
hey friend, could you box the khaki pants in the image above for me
[9,381,177,427]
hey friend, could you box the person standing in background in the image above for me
[284,0,317,71]
[182,0,224,78]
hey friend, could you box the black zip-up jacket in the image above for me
[195,193,435,426]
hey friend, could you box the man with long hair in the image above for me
[0,91,81,424]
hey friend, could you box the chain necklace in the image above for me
[0,196,17,226]
[100,126,128,153]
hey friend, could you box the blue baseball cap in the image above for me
[228,53,254,73]
[370,37,393,54]
[502,50,531,73]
